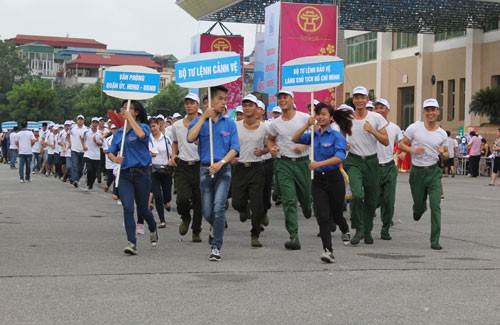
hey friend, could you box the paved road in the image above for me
[1,164,499,324]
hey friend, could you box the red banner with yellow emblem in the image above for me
[280,3,338,111]
[200,34,244,110]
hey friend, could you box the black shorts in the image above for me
[444,158,454,168]
[493,157,500,174]
[47,154,55,165]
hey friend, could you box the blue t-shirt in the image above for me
[188,115,239,164]
[108,123,152,170]
[298,126,347,172]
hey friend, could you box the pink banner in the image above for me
[280,3,338,111]
[200,34,244,109]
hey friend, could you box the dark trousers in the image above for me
[174,160,202,233]
[106,169,119,196]
[71,151,84,183]
[118,167,156,245]
[84,158,100,189]
[231,162,265,237]
[97,149,105,181]
[312,169,348,251]
[469,155,481,177]
[150,171,173,223]
[262,158,274,213]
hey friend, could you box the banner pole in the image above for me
[208,87,215,178]
[310,91,315,180]
[115,99,131,188]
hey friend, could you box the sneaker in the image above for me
[192,232,202,243]
[413,212,422,221]
[209,247,222,261]
[124,243,137,255]
[341,232,351,246]
[350,231,363,246]
[117,200,122,205]
[73,181,79,188]
[158,221,166,229]
[20,179,25,183]
[320,249,335,263]
[84,187,90,192]
[179,217,191,235]
[431,243,443,250]
[26,179,32,183]
[284,238,301,250]
[150,229,159,247]
[251,236,263,248]
[380,232,392,240]
[364,233,374,245]
[136,224,145,235]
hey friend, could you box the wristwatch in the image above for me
[220,159,226,165]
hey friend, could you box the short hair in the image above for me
[20,121,28,128]
[446,130,451,136]
[209,85,228,99]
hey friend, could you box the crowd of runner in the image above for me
[2,85,499,262]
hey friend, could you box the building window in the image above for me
[398,86,414,130]
[435,30,466,41]
[346,32,377,65]
[447,79,455,121]
[459,78,465,121]
[392,32,418,50]
[492,75,500,86]
[437,81,444,122]
[484,21,499,32]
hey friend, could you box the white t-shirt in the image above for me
[59,130,71,158]
[39,129,49,143]
[236,120,268,163]
[446,137,457,158]
[164,125,173,140]
[151,133,172,165]
[16,130,35,155]
[102,135,118,170]
[32,135,42,153]
[171,119,199,161]
[53,131,61,154]
[377,121,403,164]
[83,129,102,160]
[261,121,273,160]
[348,111,388,156]
[46,133,55,155]
[404,121,447,167]
[268,111,310,158]
[9,132,18,149]
[69,125,87,153]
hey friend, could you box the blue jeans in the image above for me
[71,151,84,183]
[32,152,40,171]
[200,164,231,250]
[18,154,32,181]
[118,167,157,245]
[65,156,72,180]
[9,149,18,168]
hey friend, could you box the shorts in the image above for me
[444,158,454,168]
[493,157,500,174]
[47,154,55,165]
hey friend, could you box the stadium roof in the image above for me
[176,0,500,33]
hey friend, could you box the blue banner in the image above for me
[282,61,344,88]
[103,71,160,94]
[175,55,240,84]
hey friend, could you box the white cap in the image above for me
[366,101,374,108]
[235,105,243,113]
[308,99,320,106]
[111,124,117,129]
[172,112,182,119]
[197,108,203,115]
[48,123,54,128]
[52,124,59,129]
[257,100,265,110]
[64,120,71,125]
[337,104,354,112]
[242,94,259,105]
[184,93,200,104]
[33,128,39,132]
[352,86,369,96]
[58,124,63,128]
[423,98,440,109]
[98,117,105,121]
[374,98,391,109]
[271,106,282,113]
[91,117,99,122]
[277,89,294,98]
[77,114,84,119]
[156,114,165,120]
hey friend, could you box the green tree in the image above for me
[0,40,31,104]
[5,78,57,122]
[148,82,188,116]
[469,86,500,125]
[54,82,84,120]
[72,80,121,119]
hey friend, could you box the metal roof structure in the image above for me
[176,0,500,33]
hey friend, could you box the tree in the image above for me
[469,86,500,125]
[0,40,31,104]
[5,78,57,122]
[72,80,121,119]
[147,82,188,116]
[54,82,84,120]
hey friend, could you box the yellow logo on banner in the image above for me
[211,38,232,51]
[297,6,323,33]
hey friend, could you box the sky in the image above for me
[0,0,258,59]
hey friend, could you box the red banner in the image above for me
[280,3,337,111]
[200,34,244,109]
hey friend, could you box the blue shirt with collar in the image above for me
[188,115,239,164]
[108,123,152,170]
[298,126,347,172]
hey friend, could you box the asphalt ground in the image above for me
[1,163,500,324]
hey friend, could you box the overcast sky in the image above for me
[0,0,258,59]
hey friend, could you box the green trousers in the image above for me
[344,155,380,235]
[409,165,442,245]
[275,158,311,239]
[378,163,398,235]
